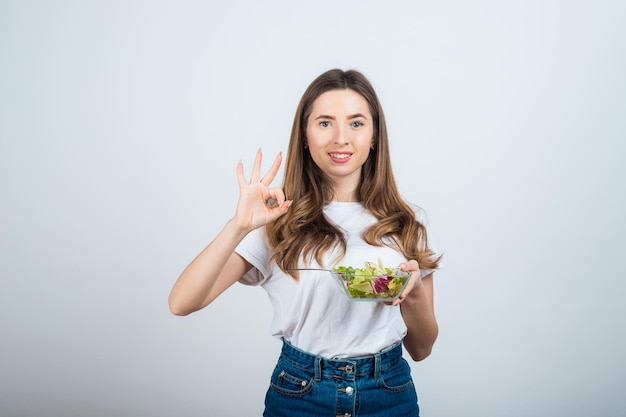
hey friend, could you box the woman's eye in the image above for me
[319,121,330,127]
[351,121,364,128]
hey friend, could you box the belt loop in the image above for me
[374,352,381,379]
[314,356,322,381]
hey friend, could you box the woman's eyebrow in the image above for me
[314,113,368,120]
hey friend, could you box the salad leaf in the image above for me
[332,259,410,300]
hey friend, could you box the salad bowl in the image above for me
[330,261,411,302]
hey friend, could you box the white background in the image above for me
[1,1,625,416]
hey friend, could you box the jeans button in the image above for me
[345,386,354,395]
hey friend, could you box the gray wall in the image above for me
[1,1,624,416]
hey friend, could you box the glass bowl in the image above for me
[329,269,411,302]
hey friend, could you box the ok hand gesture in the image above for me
[234,149,292,232]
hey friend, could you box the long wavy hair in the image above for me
[266,69,441,279]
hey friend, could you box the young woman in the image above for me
[169,69,441,417]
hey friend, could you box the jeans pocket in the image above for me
[378,358,415,393]
[269,359,315,396]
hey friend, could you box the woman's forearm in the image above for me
[168,219,250,316]
[400,274,438,361]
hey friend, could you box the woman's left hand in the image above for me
[390,260,422,306]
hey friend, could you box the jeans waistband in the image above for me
[279,338,403,381]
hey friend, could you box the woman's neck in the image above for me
[329,185,360,202]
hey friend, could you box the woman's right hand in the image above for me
[234,149,292,232]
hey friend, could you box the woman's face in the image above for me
[305,89,374,193]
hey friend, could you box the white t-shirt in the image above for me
[235,201,436,358]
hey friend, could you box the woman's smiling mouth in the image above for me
[329,152,352,162]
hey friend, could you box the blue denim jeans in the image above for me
[263,339,419,417]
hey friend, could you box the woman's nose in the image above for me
[333,126,349,145]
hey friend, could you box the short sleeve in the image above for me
[235,227,273,286]
[239,267,265,286]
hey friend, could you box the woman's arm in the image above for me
[395,261,438,361]
[168,221,253,316]
[168,150,291,316]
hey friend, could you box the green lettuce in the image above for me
[332,259,410,300]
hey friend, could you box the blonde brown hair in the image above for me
[266,69,441,278]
